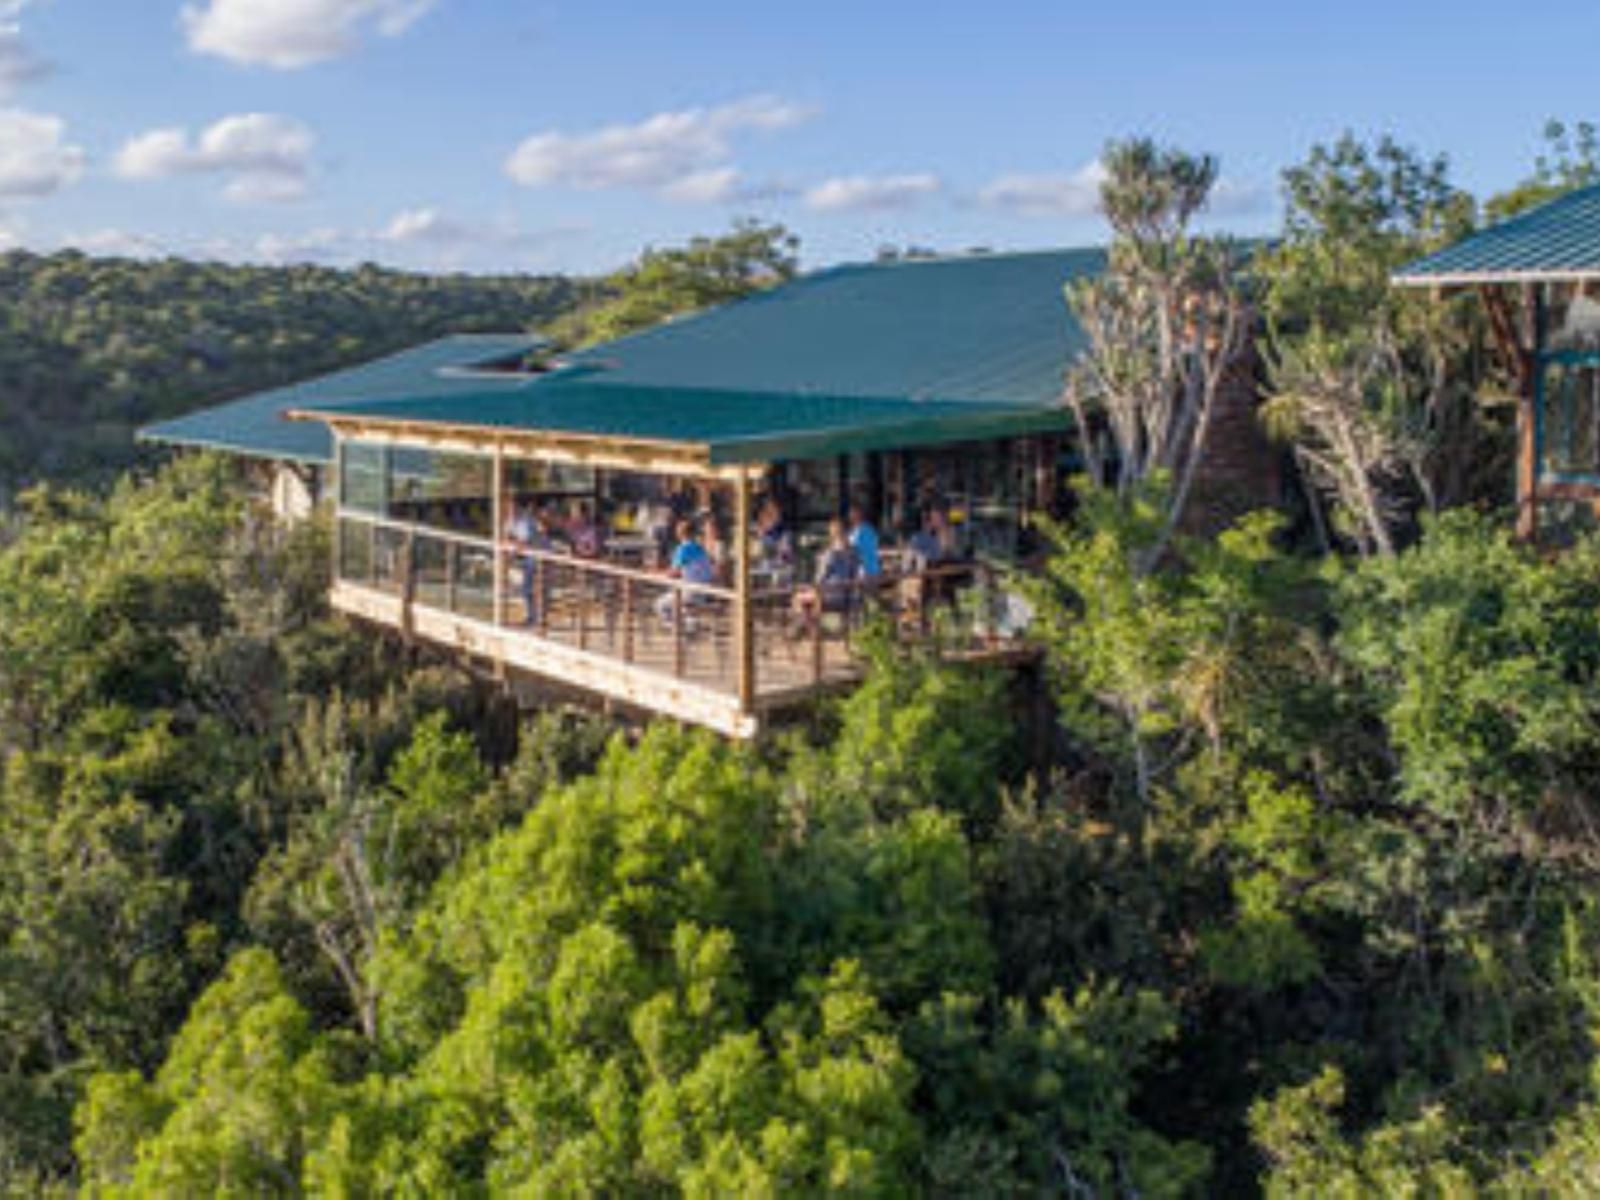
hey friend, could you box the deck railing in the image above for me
[334,511,1029,708]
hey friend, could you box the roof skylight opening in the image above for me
[437,350,573,380]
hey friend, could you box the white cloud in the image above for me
[61,228,166,258]
[977,162,1106,218]
[376,205,574,256]
[114,113,314,203]
[182,0,436,69]
[660,167,741,204]
[0,28,48,96]
[505,95,812,201]
[378,206,474,244]
[253,226,344,263]
[0,108,83,197]
[1205,176,1269,217]
[803,173,941,213]
[0,1,48,97]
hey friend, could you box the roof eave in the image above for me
[1393,267,1600,288]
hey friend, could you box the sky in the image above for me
[0,0,1594,276]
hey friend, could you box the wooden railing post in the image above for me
[622,576,635,663]
[811,602,823,684]
[674,585,687,678]
[492,443,505,629]
[578,561,590,651]
[734,468,754,710]
[537,550,549,637]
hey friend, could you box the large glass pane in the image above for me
[387,448,492,536]
[412,533,449,609]
[374,526,408,593]
[339,441,386,514]
[337,516,373,582]
[452,541,496,621]
[1544,362,1600,479]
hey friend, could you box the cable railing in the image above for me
[334,511,1033,705]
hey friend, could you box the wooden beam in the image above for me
[302,413,749,480]
[1479,283,1529,392]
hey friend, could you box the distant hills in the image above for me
[0,250,588,501]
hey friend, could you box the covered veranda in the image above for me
[296,379,1064,736]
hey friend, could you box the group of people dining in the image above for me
[498,487,967,637]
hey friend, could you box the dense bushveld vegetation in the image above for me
[0,253,582,502]
[6,136,1600,1194]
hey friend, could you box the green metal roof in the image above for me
[564,248,1099,403]
[143,248,1100,465]
[1395,185,1600,285]
[305,380,1071,464]
[137,333,547,464]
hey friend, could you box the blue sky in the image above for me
[0,0,1593,274]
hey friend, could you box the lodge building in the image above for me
[142,248,1275,735]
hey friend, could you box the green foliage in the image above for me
[0,251,582,500]
[1334,509,1600,825]
[548,220,798,348]
[1259,133,1485,552]
[910,986,1210,1196]
[1486,118,1600,221]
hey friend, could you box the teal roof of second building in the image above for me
[142,248,1101,465]
[1396,184,1600,284]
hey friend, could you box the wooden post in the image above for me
[674,585,686,678]
[580,567,592,648]
[622,576,635,663]
[492,443,505,628]
[811,603,823,684]
[537,551,550,637]
[1517,284,1546,543]
[734,469,754,711]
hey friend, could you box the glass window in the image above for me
[339,441,386,514]
[1545,362,1600,479]
[386,448,492,537]
[336,516,373,582]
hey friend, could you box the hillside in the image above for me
[0,251,587,500]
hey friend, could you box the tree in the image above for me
[548,221,799,348]
[1486,118,1600,222]
[1258,134,1479,555]
[1065,138,1254,569]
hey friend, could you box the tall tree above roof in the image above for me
[549,220,800,349]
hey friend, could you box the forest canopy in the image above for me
[7,136,1600,1195]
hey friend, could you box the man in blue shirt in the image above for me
[657,518,714,625]
[848,504,881,580]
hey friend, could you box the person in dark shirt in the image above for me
[789,517,860,639]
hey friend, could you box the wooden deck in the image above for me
[333,579,865,736]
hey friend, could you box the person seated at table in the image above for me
[504,501,552,625]
[564,500,603,558]
[655,517,715,625]
[905,506,957,572]
[755,496,793,565]
[789,518,860,639]
[848,503,882,584]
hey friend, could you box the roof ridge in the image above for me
[820,245,1107,272]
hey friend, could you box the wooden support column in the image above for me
[492,443,505,629]
[734,468,755,713]
[1517,284,1547,543]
